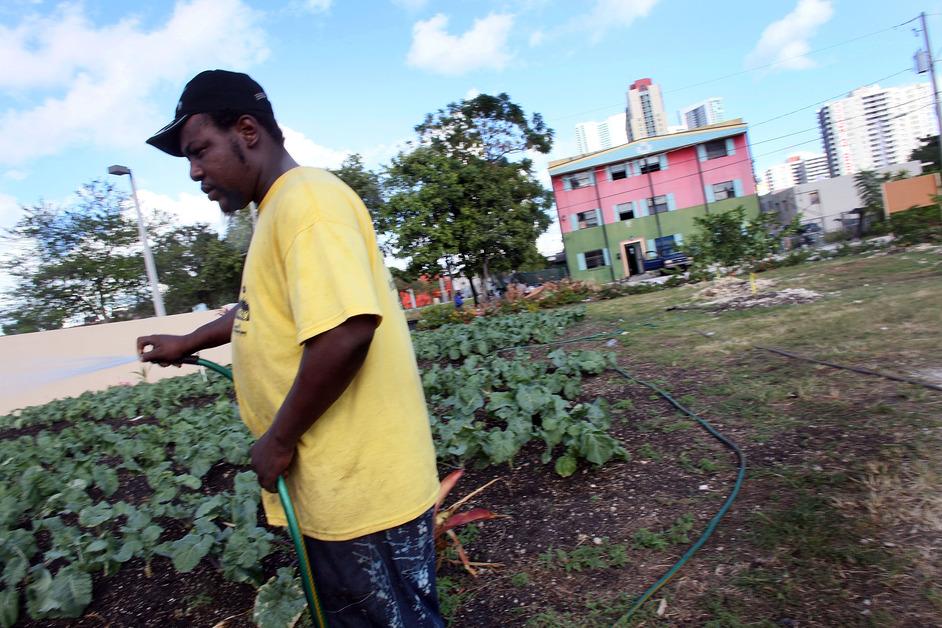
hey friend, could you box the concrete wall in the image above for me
[0,310,233,416]
[883,173,941,216]
[760,161,922,232]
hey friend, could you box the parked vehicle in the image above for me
[644,250,692,274]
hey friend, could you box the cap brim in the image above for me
[146,114,190,157]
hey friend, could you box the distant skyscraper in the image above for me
[679,97,724,130]
[762,152,830,194]
[625,78,668,142]
[574,112,629,154]
[818,82,937,177]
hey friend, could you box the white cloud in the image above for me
[576,0,659,42]
[0,193,20,230]
[745,0,834,71]
[282,126,351,170]
[392,0,429,11]
[303,0,332,13]
[528,30,545,47]
[0,0,269,167]
[406,13,514,76]
[3,169,28,181]
[135,189,227,234]
[464,87,481,100]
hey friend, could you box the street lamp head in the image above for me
[107,165,131,176]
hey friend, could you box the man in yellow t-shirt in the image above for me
[137,70,442,627]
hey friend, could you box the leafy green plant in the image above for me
[632,528,668,550]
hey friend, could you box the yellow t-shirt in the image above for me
[231,167,439,541]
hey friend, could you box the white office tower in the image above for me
[818,83,937,177]
[625,78,669,142]
[575,112,629,154]
[762,152,831,193]
[679,97,724,130]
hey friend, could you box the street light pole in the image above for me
[107,165,166,317]
[918,12,942,171]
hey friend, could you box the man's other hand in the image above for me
[251,431,296,493]
[137,334,190,366]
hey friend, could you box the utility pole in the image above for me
[918,12,942,170]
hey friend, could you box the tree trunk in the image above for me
[466,273,479,305]
[481,256,491,303]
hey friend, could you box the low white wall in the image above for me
[0,311,233,416]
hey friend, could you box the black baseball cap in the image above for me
[146,69,274,157]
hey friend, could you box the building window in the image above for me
[610,164,628,180]
[808,190,820,204]
[616,203,635,220]
[704,139,728,159]
[576,209,599,228]
[648,195,669,214]
[565,171,594,189]
[585,249,608,269]
[637,156,661,174]
[712,181,736,200]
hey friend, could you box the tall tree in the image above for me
[910,134,940,173]
[152,223,245,314]
[853,169,908,236]
[1,181,151,333]
[384,93,554,302]
[329,154,392,252]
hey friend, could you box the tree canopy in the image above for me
[383,93,554,299]
[1,181,150,333]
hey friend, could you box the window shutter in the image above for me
[602,248,611,266]
[646,238,657,256]
[697,145,707,162]
[725,138,736,156]
[667,193,676,211]
[577,253,587,271]
[588,170,596,185]
[638,198,649,217]
[733,179,744,198]
[629,200,636,217]
[675,232,684,246]
[595,208,603,225]
[606,166,612,181]
[569,214,579,231]
[659,154,668,170]
[632,161,641,176]
[563,177,572,191]
[704,184,716,203]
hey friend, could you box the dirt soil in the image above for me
[14,275,941,627]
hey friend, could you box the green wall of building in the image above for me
[563,195,759,281]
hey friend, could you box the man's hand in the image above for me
[137,334,192,367]
[251,431,296,493]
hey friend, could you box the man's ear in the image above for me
[235,114,261,148]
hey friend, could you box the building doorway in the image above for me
[621,239,645,277]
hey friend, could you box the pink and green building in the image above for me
[549,119,759,282]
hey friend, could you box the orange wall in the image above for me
[883,173,941,216]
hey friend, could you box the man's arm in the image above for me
[137,307,238,365]
[250,314,377,492]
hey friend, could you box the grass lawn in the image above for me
[444,245,942,626]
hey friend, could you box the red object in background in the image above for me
[399,275,454,309]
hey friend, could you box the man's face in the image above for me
[179,113,253,214]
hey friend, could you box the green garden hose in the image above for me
[181,356,328,628]
[610,366,746,621]
[503,332,747,621]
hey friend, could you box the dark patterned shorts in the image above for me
[303,508,445,627]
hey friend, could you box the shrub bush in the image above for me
[889,204,942,245]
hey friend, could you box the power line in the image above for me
[553,92,935,189]
[549,22,912,123]
[555,101,936,211]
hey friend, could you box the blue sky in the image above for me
[0,0,938,266]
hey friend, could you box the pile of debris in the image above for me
[670,276,822,312]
